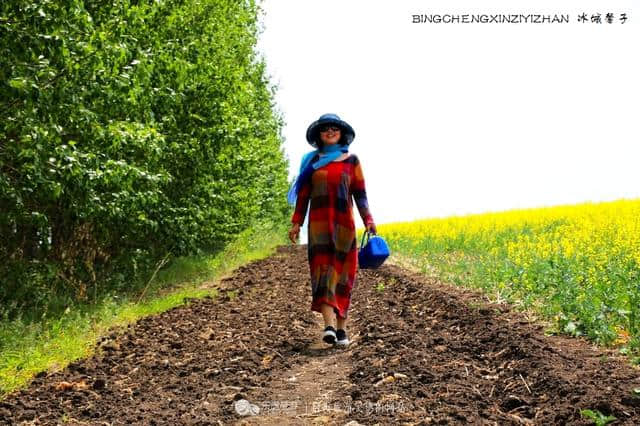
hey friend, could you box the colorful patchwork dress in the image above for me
[291,153,374,319]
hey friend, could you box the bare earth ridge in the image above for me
[2,244,639,425]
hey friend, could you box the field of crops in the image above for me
[378,198,640,354]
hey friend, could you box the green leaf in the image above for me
[580,409,617,426]
[8,78,27,90]
[564,321,577,334]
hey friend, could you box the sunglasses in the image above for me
[319,125,341,133]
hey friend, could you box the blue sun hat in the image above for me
[305,113,355,148]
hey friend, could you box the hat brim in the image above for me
[306,117,355,148]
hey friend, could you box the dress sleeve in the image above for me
[350,155,375,227]
[291,175,311,226]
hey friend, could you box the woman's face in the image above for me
[319,125,341,146]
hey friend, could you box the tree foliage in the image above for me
[0,0,290,318]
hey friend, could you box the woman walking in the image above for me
[288,113,376,347]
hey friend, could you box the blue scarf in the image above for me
[287,144,349,205]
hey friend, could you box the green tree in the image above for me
[0,0,289,319]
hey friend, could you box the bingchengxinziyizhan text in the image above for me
[411,13,629,24]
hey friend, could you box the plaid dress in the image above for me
[291,153,374,319]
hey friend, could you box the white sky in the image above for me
[256,0,640,231]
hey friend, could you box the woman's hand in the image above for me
[289,223,301,244]
[366,222,377,235]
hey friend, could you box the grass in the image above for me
[0,220,289,399]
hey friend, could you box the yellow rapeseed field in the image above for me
[376,198,640,353]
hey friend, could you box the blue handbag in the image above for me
[358,230,390,269]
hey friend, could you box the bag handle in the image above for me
[360,229,371,248]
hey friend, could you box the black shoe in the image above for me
[336,329,350,346]
[322,325,336,344]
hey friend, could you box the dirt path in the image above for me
[2,244,640,425]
